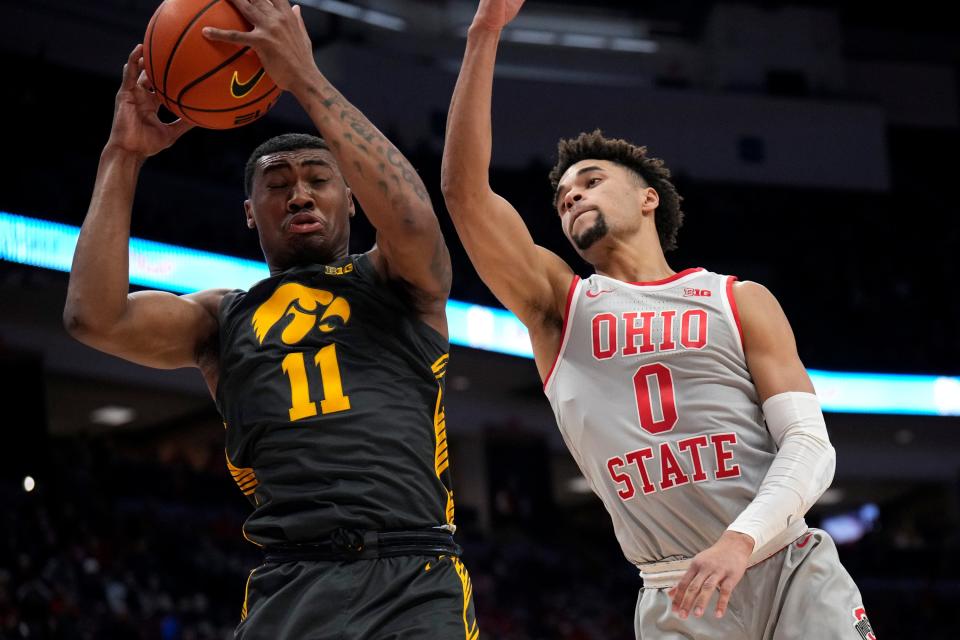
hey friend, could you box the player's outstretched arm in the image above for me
[440,0,572,336]
[64,45,223,378]
[204,0,450,315]
[670,282,835,621]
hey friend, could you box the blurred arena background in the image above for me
[1,0,959,637]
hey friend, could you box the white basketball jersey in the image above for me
[544,268,806,567]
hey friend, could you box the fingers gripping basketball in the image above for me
[143,0,279,129]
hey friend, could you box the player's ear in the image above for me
[346,186,356,218]
[244,199,256,229]
[641,187,660,215]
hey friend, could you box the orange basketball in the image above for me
[143,0,279,129]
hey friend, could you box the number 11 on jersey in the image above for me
[281,344,351,421]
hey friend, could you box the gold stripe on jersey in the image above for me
[452,557,479,640]
[435,393,449,476]
[432,354,455,525]
[432,353,449,378]
[240,567,256,621]
[226,452,259,496]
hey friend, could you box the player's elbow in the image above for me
[819,443,837,491]
[440,163,480,205]
[439,169,462,204]
[63,305,100,344]
[63,297,87,336]
[440,180,487,222]
[63,298,117,346]
[804,443,836,513]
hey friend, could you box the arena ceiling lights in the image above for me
[297,0,407,31]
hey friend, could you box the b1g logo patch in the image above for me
[852,606,876,640]
[325,263,354,276]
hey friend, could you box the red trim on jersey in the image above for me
[543,275,581,391]
[628,267,703,287]
[726,276,744,347]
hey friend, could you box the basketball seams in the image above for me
[150,84,279,114]
[175,46,276,111]
[175,44,249,107]
[149,83,277,131]
[153,87,206,126]
[160,0,222,99]
[145,0,277,128]
[145,3,162,95]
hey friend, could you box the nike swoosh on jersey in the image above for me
[585,289,614,298]
[230,68,266,99]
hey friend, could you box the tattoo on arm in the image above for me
[314,85,428,204]
[386,147,428,202]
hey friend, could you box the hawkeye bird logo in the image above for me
[252,283,351,346]
[231,68,266,99]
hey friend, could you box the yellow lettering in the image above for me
[316,344,351,414]
[281,352,318,421]
[281,346,351,421]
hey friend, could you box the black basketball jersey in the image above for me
[215,253,455,546]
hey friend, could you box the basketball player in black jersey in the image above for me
[63,1,478,638]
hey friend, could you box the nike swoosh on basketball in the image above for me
[230,68,266,99]
[585,289,613,298]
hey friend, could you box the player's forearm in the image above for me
[726,392,836,550]
[440,25,501,205]
[63,147,142,337]
[288,67,435,230]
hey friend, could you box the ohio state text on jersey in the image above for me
[544,268,806,566]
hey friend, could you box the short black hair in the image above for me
[548,129,685,251]
[244,133,330,196]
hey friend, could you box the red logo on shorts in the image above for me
[852,606,876,640]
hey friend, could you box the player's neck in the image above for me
[592,243,674,284]
[266,247,350,276]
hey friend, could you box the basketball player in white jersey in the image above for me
[441,1,874,638]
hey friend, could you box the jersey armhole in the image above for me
[543,274,582,393]
[214,290,245,415]
[722,275,745,358]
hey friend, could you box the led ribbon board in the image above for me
[3,211,958,416]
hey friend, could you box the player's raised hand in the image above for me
[106,44,193,159]
[202,0,316,92]
[472,0,526,32]
[668,530,754,620]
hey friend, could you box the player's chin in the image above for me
[574,227,607,252]
[289,235,338,264]
[573,214,609,252]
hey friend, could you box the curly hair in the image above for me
[244,133,330,196]
[548,129,684,251]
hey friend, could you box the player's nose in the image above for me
[287,181,315,212]
[563,190,583,211]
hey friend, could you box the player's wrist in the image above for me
[286,65,326,102]
[100,143,149,169]
[718,530,756,557]
[468,21,505,38]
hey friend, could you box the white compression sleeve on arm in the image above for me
[726,391,836,550]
